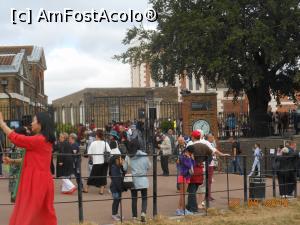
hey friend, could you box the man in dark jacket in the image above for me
[276,147,298,197]
[186,143,212,212]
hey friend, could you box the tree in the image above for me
[115,0,300,136]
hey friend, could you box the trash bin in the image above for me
[249,176,266,199]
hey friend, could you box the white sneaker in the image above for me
[112,215,120,221]
[141,212,146,222]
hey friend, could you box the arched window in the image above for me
[79,101,85,124]
[62,106,65,124]
[70,104,74,125]
[54,111,57,123]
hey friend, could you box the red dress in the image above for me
[8,132,57,225]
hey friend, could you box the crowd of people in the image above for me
[1,114,300,224]
[218,110,300,138]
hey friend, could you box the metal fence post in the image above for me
[153,145,158,217]
[226,157,230,207]
[272,154,276,198]
[205,156,209,209]
[243,155,247,203]
[76,154,84,223]
[294,156,298,198]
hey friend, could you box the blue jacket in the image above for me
[110,164,124,193]
[128,150,151,190]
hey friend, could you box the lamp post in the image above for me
[1,79,12,120]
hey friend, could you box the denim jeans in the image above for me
[186,183,200,212]
[131,189,148,217]
[112,192,122,215]
[231,156,243,175]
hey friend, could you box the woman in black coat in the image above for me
[276,147,298,197]
[56,133,76,194]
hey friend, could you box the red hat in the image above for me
[191,130,201,139]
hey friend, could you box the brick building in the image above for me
[0,46,48,119]
[131,62,299,113]
[52,87,180,128]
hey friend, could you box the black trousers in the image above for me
[186,183,200,212]
[112,192,122,215]
[277,171,296,196]
[161,155,169,175]
[131,189,148,217]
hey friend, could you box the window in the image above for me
[54,111,57,123]
[196,79,200,91]
[62,107,65,124]
[189,77,193,90]
[109,103,120,122]
[70,104,74,125]
[79,101,85,124]
[20,80,24,95]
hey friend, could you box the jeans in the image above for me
[249,158,260,176]
[160,155,169,175]
[112,192,122,215]
[186,183,200,212]
[131,189,147,217]
[231,156,243,175]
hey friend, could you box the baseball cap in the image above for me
[191,130,201,139]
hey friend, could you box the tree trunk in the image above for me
[246,84,272,137]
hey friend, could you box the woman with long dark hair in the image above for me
[83,129,111,194]
[0,112,57,225]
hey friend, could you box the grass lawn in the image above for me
[71,198,300,225]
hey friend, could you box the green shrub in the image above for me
[160,120,174,133]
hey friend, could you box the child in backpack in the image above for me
[110,155,125,221]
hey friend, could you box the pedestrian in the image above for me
[275,147,298,197]
[0,112,57,225]
[125,137,151,222]
[3,126,27,202]
[186,144,206,213]
[176,136,186,191]
[56,133,76,194]
[230,137,243,175]
[176,146,194,216]
[69,133,83,189]
[248,143,262,177]
[110,155,125,221]
[159,133,172,176]
[83,129,111,194]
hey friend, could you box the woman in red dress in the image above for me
[0,112,57,225]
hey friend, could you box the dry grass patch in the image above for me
[71,199,300,225]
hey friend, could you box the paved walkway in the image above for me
[1,158,299,225]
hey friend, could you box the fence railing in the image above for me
[1,150,299,224]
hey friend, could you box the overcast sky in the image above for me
[0,0,156,102]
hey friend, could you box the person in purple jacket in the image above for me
[176,145,195,216]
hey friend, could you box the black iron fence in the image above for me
[217,112,299,139]
[1,150,299,224]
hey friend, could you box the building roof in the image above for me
[0,55,15,65]
[52,87,178,104]
[0,46,46,74]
